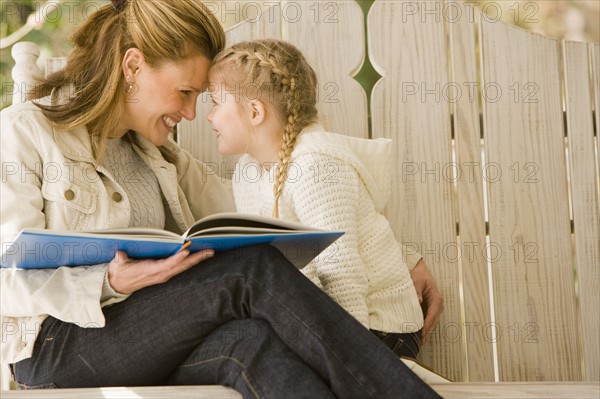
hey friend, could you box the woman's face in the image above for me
[122,53,211,146]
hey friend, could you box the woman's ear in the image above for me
[122,48,144,80]
[247,99,267,127]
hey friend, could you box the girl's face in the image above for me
[206,77,254,155]
[122,53,211,146]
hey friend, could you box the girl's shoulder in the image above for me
[291,127,393,210]
[294,127,391,162]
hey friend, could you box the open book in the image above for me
[1,212,343,270]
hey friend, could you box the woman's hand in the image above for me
[410,259,444,344]
[107,249,214,295]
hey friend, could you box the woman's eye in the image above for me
[181,90,192,96]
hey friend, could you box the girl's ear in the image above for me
[247,99,266,127]
[122,48,144,80]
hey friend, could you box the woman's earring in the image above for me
[125,75,133,94]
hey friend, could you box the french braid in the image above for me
[211,40,318,218]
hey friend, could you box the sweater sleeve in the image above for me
[287,154,370,328]
[401,244,423,271]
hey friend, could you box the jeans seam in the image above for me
[241,371,261,399]
[179,355,244,369]
[179,355,261,399]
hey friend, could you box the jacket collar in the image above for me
[53,124,96,163]
[49,86,96,162]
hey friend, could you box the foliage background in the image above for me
[1,0,599,110]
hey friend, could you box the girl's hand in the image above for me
[107,249,214,294]
[410,259,444,344]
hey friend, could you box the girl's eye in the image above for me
[181,90,192,96]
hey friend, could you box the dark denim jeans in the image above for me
[371,330,421,359]
[13,245,441,398]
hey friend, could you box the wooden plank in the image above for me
[562,41,600,382]
[368,0,463,381]
[593,44,600,217]
[0,365,9,390]
[2,383,598,398]
[432,382,600,398]
[448,0,494,382]
[479,18,581,381]
[283,0,367,138]
[178,4,282,177]
[0,386,241,398]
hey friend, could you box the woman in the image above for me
[1,0,441,397]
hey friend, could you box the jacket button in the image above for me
[64,189,75,200]
[112,192,123,202]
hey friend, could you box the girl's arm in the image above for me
[287,153,370,327]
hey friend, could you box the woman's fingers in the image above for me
[108,249,215,294]
[163,249,215,276]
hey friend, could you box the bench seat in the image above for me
[1,383,599,398]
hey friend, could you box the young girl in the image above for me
[207,39,424,358]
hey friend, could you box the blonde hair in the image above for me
[210,39,319,218]
[31,0,225,161]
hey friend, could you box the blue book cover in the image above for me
[1,213,343,270]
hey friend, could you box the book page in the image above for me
[184,212,326,238]
[78,228,182,240]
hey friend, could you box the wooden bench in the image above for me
[0,383,599,398]
[3,0,599,396]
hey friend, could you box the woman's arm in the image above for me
[0,106,111,323]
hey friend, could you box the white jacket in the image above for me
[233,125,424,333]
[0,99,235,364]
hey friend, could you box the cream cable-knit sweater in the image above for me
[233,125,424,333]
[102,137,165,229]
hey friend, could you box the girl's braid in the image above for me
[211,40,318,218]
[250,52,303,218]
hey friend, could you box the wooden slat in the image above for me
[432,382,600,398]
[369,0,463,381]
[479,19,581,381]
[0,386,241,398]
[0,366,8,391]
[593,44,600,211]
[178,4,282,176]
[563,41,600,382]
[2,383,598,398]
[283,0,367,138]
[448,0,494,382]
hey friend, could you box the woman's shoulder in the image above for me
[1,101,54,141]
[2,100,46,119]
[2,87,74,133]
